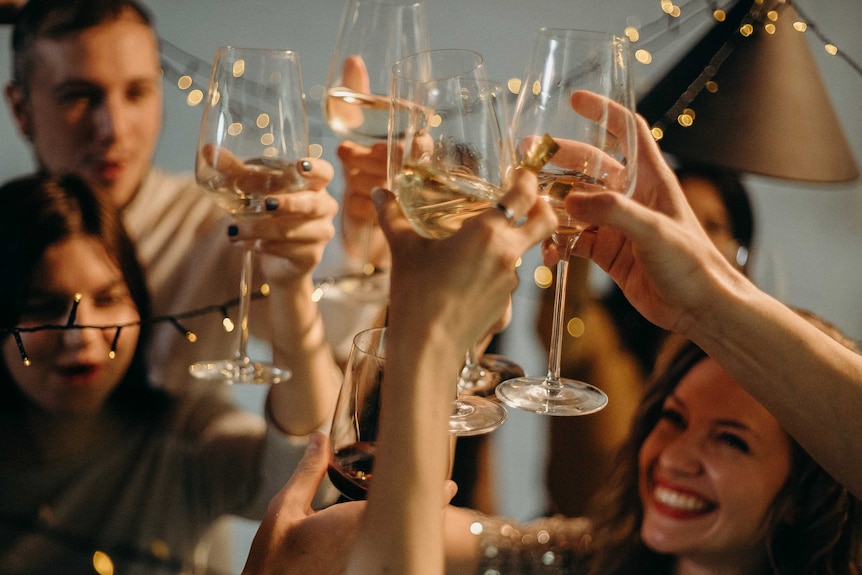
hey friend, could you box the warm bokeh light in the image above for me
[713,9,726,22]
[223,317,235,332]
[534,265,553,289]
[651,126,664,141]
[232,59,245,77]
[635,49,653,64]
[430,114,443,127]
[256,113,271,129]
[566,317,586,338]
[92,551,114,575]
[740,23,754,37]
[765,23,776,35]
[507,77,522,95]
[705,80,719,93]
[825,43,839,56]
[624,26,640,42]
[177,75,193,90]
[228,122,243,136]
[309,143,324,159]
[186,89,204,106]
[793,21,808,32]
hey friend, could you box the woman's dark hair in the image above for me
[10,0,154,93]
[675,163,755,252]
[586,334,860,575]
[0,173,168,415]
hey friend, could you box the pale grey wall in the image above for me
[2,0,861,568]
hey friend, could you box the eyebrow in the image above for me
[666,393,756,434]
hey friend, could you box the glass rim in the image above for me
[535,27,628,45]
[391,48,484,82]
[352,326,387,359]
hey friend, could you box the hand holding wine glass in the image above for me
[323,0,428,300]
[389,48,522,435]
[495,28,638,415]
[191,46,310,384]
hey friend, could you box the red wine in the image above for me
[328,441,376,501]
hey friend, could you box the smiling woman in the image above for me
[455,329,861,575]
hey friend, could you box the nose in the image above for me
[92,93,130,145]
[657,430,704,476]
[60,302,104,349]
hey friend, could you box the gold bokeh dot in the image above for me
[260,133,275,146]
[651,126,664,141]
[507,77,522,95]
[92,551,114,575]
[635,49,653,64]
[261,283,271,296]
[705,80,719,93]
[232,59,245,77]
[256,113,271,129]
[793,21,808,32]
[566,317,586,338]
[309,143,323,158]
[263,146,278,158]
[430,114,442,128]
[713,9,726,22]
[764,23,776,35]
[825,44,839,56]
[740,23,754,37]
[624,26,640,42]
[150,539,171,560]
[186,89,204,106]
[534,266,553,289]
[177,75,193,90]
[531,80,542,96]
[228,122,243,136]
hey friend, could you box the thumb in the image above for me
[271,432,330,514]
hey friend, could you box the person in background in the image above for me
[540,163,756,517]
[0,173,338,575]
[4,0,343,394]
[236,91,862,575]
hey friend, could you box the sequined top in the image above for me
[470,512,595,575]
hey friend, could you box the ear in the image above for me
[5,82,33,141]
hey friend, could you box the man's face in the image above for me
[8,15,163,207]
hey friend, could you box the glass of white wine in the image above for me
[191,46,309,384]
[322,0,428,301]
[389,48,514,435]
[495,29,639,415]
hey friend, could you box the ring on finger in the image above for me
[495,202,516,225]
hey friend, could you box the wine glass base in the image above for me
[495,376,607,416]
[189,359,291,385]
[448,395,508,436]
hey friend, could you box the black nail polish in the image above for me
[301,160,312,172]
[265,197,279,211]
[227,224,239,237]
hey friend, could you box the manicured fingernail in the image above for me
[301,160,312,172]
[265,197,279,211]
[227,224,239,237]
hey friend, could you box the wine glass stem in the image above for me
[546,234,577,388]
[358,218,374,276]
[460,345,484,390]
[236,242,255,366]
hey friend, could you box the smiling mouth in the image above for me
[653,485,715,514]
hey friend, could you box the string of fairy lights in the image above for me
[3,0,860,360]
[1,290,270,366]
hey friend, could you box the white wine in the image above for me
[197,157,303,218]
[396,163,504,239]
[325,88,390,146]
[538,165,606,237]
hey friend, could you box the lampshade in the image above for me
[638,0,859,183]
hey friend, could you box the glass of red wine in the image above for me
[328,326,386,500]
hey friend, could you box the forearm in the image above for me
[268,278,342,435]
[347,322,462,575]
[685,277,862,497]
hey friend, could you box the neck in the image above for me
[674,551,769,575]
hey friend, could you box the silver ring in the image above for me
[495,202,516,224]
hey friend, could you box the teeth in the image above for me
[654,486,710,512]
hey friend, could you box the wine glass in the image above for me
[190,46,309,384]
[328,326,386,500]
[495,29,638,415]
[389,49,513,435]
[322,0,428,302]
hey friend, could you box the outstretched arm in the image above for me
[558,91,862,497]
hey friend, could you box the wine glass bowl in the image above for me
[495,29,638,415]
[190,46,309,384]
[389,49,515,240]
[328,327,386,500]
[322,0,428,299]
